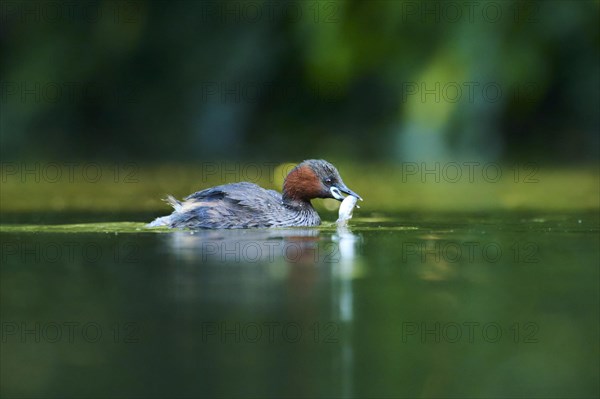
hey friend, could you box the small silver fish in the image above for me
[336,195,358,226]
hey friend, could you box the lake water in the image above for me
[1,211,599,398]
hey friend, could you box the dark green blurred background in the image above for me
[1,0,599,163]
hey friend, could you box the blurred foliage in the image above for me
[0,0,599,162]
[1,163,598,213]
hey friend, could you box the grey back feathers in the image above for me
[148,182,321,229]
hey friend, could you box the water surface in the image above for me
[1,212,598,398]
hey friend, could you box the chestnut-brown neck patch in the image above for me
[283,165,324,202]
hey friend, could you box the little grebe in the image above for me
[148,159,361,229]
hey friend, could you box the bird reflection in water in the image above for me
[160,224,361,397]
[163,224,360,264]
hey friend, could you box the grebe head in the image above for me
[282,159,362,203]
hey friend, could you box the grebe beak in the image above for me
[330,184,363,201]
